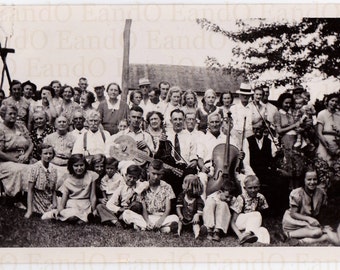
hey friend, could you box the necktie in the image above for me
[174,133,181,161]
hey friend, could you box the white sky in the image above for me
[0,5,236,91]
[0,4,339,100]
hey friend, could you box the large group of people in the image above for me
[0,76,340,246]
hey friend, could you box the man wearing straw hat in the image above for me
[230,82,254,148]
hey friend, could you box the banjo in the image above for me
[109,135,184,177]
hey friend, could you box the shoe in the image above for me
[287,238,300,246]
[240,231,258,245]
[293,141,301,148]
[87,213,96,223]
[199,225,208,238]
[212,230,221,242]
[14,202,27,210]
[170,221,178,233]
[207,230,214,241]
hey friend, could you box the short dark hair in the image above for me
[145,111,164,125]
[149,87,160,96]
[148,159,164,171]
[130,105,144,115]
[277,92,294,109]
[126,164,142,178]
[158,81,170,89]
[60,85,74,97]
[218,91,234,106]
[10,80,21,93]
[170,108,185,118]
[41,86,55,98]
[106,157,119,168]
[67,154,89,176]
[82,91,96,105]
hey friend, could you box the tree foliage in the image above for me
[196,18,340,87]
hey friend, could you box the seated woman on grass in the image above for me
[282,165,330,245]
[57,154,97,224]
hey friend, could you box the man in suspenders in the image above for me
[72,109,110,162]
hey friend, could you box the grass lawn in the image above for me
[0,196,339,248]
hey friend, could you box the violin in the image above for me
[206,112,240,196]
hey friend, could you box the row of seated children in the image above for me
[24,144,340,245]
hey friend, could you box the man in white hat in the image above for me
[138,78,151,111]
[230,83,254,147]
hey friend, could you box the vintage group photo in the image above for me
[0,5,339,252]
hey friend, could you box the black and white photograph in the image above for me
[0,3,339,263]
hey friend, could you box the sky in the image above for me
[0,4,339,101]
[0,5,235,91]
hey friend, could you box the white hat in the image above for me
[139,78,151,86]
[236,83,254,95]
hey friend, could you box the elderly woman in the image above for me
[57,85,80,124]
[30,110,54,162]
[162,86,182,132]
[0,104,33,197]
[43,114,76,187]
[97,82,130,135]
[2,80,30,127]
[29,86,58,130]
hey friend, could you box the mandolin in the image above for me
[109,135,184,177]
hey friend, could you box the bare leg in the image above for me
[289,227,322,239]
[299,233,329,245]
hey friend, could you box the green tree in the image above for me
[197,18,340,87]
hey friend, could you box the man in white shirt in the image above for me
[230,83,253,147]
[72,110,110,158]
[105,105,154,158]
[197,112,254,199]
[158,81,170,105]
[185,112,205,145]
[154,108,198,197]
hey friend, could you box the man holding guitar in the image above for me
[105,105,154,161]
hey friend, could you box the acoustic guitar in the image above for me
[110,135,184,177]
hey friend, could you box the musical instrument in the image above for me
[206,112,240,196]
[110,135,184,177]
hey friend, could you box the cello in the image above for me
[206,112,241,196]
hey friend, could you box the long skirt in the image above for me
[0,161,30,196]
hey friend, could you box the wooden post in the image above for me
[121,19,132,103]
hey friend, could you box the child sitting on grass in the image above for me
[57,154,97,224]
[96,164,147,226]
[25,144,58,219]
[100,157,123,204]
[202,181,236,242]
[90,154,106,204]
[282,166,329,245]
[230,175,270,245]
[176,174,205,239]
